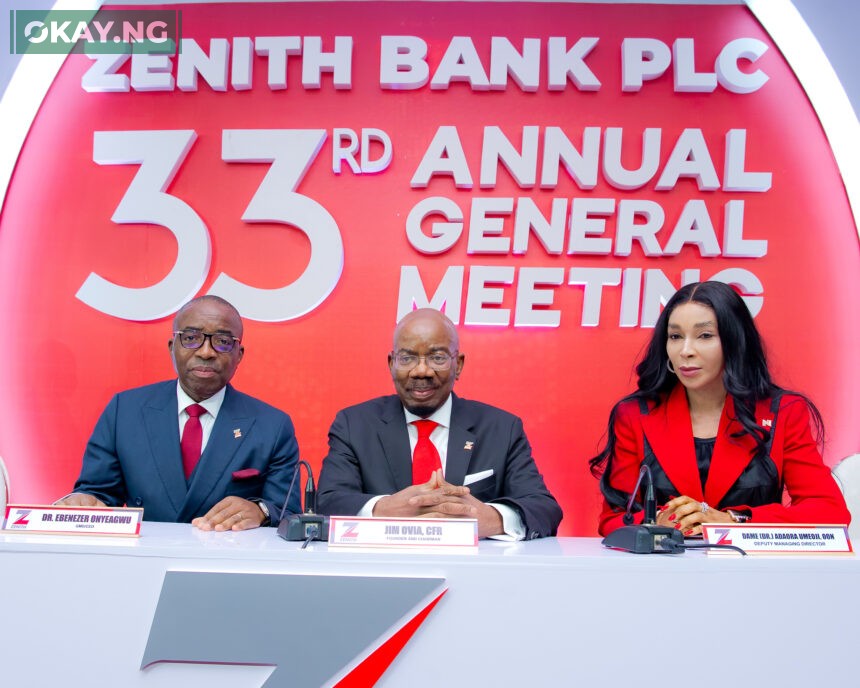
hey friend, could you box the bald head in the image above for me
[393,308,459,351]
[173,295,244,339]
[389,308,464,417]
[169,295,244,402]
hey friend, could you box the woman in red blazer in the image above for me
[590,281,850,537]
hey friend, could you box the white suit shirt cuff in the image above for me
[359,495,385,517]
[488,503,526,541]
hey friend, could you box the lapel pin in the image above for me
[761,419,772,428]
[464,441,474,451]
[233,428,242,438]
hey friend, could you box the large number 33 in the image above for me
[77,129,344,322]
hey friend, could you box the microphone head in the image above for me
[302,460,317,514]
[643,482,657,525]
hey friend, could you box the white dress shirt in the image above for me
[359,395,525,540]
[176,383,226,455]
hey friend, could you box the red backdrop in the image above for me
[1,2,857,535]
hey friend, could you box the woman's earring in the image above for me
[666,359,676,374]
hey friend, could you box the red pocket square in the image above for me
[232,468,260,481]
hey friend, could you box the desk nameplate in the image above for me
[2,504,143,536]
[701,523,852,554]
[328,516,478,551]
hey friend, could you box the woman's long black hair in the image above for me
[589,281,823,506]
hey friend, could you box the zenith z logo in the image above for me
[341,521,360,539]
[142,571,448,687]
[713,528,732,545]
[12,510,31,526]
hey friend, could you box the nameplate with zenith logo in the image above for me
[2,504,143,536]
[328,516,478,551]
[701,523,851,554]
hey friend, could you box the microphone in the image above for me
[303,465,317,514]
[601,464,683,553]
[277,460,330,544]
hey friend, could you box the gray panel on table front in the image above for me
[141,571,445,688]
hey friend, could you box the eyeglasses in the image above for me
[173,330,241,353]
[392,351,457,371]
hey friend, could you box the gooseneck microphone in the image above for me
[303,465,317,515]
[602,464,684,553]
[622,465,657,526]
[277,460,330,546]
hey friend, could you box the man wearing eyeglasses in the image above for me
[55,295,300,530]
[317,308,562,539]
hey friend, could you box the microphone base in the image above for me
[277,513,330,542]
[601,524,684,554]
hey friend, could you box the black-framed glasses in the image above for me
[392,351,457,371]
[173,330,241,353]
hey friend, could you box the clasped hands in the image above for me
[56,493,266,531]
[373,469,503,538]
[656,495,735,536]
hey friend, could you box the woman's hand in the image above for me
[657,495,734,536]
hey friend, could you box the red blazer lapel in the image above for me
[704,397,774,505]
[640,385,704,501]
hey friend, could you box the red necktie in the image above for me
[412,420,442,484]
[181,404,206,479]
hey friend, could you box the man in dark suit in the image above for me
[56,296,300,530]
[317,309,562,539]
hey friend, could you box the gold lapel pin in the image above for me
[233,428,242,438]
[464,441,474,450]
